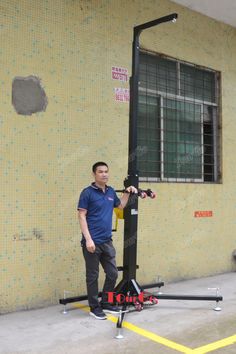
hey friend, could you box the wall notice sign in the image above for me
[194,211,213,217]
[112,67,128,82]
[114,88,130,102]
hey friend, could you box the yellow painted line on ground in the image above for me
[75,303,90,312]
[74,303,194,353]
[192,334,236,353]
[74,304,236,353]
[109,315,194,353]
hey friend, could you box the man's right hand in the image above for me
[86,239,96,253]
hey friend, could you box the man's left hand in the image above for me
[125,186,138,194]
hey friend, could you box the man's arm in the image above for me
[78,209,96,253]
[117,186,137,209]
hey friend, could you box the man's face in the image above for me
[93,165,109,184]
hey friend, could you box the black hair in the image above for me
[92,161,108,173]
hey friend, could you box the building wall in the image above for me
[0,0,236,313]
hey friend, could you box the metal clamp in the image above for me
[208,287,222,311]
[156,275,163,294]
[115,308,129,339]
[61,290,74,314]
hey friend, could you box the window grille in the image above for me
[137,52,220,183]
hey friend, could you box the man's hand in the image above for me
[86,239,96,253]
[125,186,138,194]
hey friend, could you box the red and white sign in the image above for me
[112,66,128,82]
[194,211,213,218]
[114,88,130,102]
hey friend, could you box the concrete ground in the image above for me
[0,272,236,354]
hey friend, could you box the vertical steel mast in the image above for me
[115,14,178,295]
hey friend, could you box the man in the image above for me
[78,161,137,320]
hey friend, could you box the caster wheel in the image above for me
[134,302,143,311]
[151,297,158,305]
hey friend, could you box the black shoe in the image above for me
[101,303,120,314]
[89,307,107,320]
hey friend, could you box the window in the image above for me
[137,52,221,183]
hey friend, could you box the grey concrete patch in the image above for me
[12,76,48,115]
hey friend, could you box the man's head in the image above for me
[92,161,109,185]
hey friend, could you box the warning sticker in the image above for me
[114,88,130,102]
[194,211,213,217]
[112,67,128,82]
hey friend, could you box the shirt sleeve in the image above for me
[77,188,90,210]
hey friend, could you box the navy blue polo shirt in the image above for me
[77,183,121,245]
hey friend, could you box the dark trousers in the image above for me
[82,240,118,309]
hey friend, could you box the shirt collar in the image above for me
[91,182,108,192]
